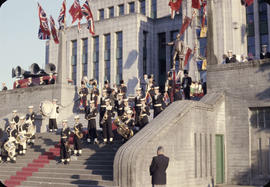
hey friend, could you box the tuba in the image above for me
[114,117,134,140]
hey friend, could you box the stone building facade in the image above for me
[46,0,205,94]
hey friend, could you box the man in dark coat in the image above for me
[150,146,169,187]
[182,70,192,100]
[260,45,270,59]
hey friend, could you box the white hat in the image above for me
[74,115,80,119]
[12,110,17,113]
[28,106,34,109]
[10,121,15,124]
[154,86,159,90]
[136,88,142,91]
[118,93,123,96]
[90,100,95,104]
[123,98,128,102]
[105,98,110,102]
[53,99,58,102]
[127,110,133,115]
[62,119,68,123]
[228,50,233,53]
[140,98,146,101]
[28,77,32,80]
[262,44,268,48]
[20,116,25,120]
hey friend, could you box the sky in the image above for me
[0,0,76,89]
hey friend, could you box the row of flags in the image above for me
[38,0,95,44]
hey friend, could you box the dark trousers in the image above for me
[88,119,97,140]
[154,107,162,118]
[102,121,113,139]
[184,88,190,100]
[49,119,57,130]
[60,141,70,160]
[73,135,82,150]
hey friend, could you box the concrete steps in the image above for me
[0,132,120,187]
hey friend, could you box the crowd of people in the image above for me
[222,44,270,64]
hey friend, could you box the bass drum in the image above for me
[40,100,53,117]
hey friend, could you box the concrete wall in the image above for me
[207,59,270,185]
[114,92,225,187]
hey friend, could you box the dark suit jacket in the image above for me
[150,154,169,185]
[260,52,270,59]
[182,77,192,89]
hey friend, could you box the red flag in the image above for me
[242,0,254,6]
[82,0,95,35]
[49,16,59,44]
[168,0,183,19]
[192,0,201,9]
[38,3,50,40]
[184,48,192,67]
[69,0,83,29]
[58,0,66,30]
[179,16,192,36]
[201,1,207,28]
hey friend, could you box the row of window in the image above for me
[98,0,157,20]
[70,32,123,85]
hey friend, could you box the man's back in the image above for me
[150,154,169,185]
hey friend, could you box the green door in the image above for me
[216,135,224,184]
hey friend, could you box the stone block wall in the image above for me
[114,92,225,187]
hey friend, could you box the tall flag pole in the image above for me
[81,0,95,35]
[179,16,192,36]
[58,0,66,30]
[168,0,183,19]
[38,3,50,40]
[69,0,83,31]
[50,16,59,44]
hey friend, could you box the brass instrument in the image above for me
[74,126,83,139]
[114,117,134,140]
[139,104,146,121]
[101,109,108,125]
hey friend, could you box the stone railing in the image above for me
[113,92,225,187]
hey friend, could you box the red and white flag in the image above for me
[184,48,192,67]
[168,0,183,19]
[179,16,192,36]
[49,16,59,44]
[58,0,66,30]
[81,0,95,35]
[69,0,83,30]
[38,3,50,40]
[192,0,201,9]
[201,0,207,28]
[241,0,254,6]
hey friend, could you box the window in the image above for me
[151,0,157,18]
[248,36,255,56]
[118,4,124,16]
[140,0,146,15]
[93,36,99,82]
[250,107,270,128]
[82,38,88,77]
[116,32,123,84]
[104,34,111,82]
[246,4,255,56]
[129,2,135,13]
[99,9,104,20]
[259,1,268,47]
[109,7,114,18]
[143,31,147,74]
[71,40,77,85]
[45,43,49,64]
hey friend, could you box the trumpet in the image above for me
[101,110,108,124]
[74,126,83,139]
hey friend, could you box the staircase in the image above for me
[0,132,121,187]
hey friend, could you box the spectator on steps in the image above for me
[150,146,169,187]
[260,45,270,59]
[2,83,7,91]
[182,70,192,100]
[15,80,21,89]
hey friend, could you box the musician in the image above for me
[92,85,99,107]
[165,72,173,103]
[123,110,135,129]
[73,116,83,156]
[137,98,150,129]
[119,80,127,97]
[4,122,17,163]
[100,89,108,125]
[39,76,46,85]
[48,73,55,84]
[60,120,71,164]
[11,110,19,124]
[25,106,36,145]
[85,101,98,144]
[116,93,125,117]
[27,77,34,87]
[49,99,59,132]
[153,87,165,118]
[134,88,142,108]
[79,83,89,110]
[101,99,114,143]
[147,75,155,98]
[123,98,131,115]
[17,116,27,155]
[15,80,21,89]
